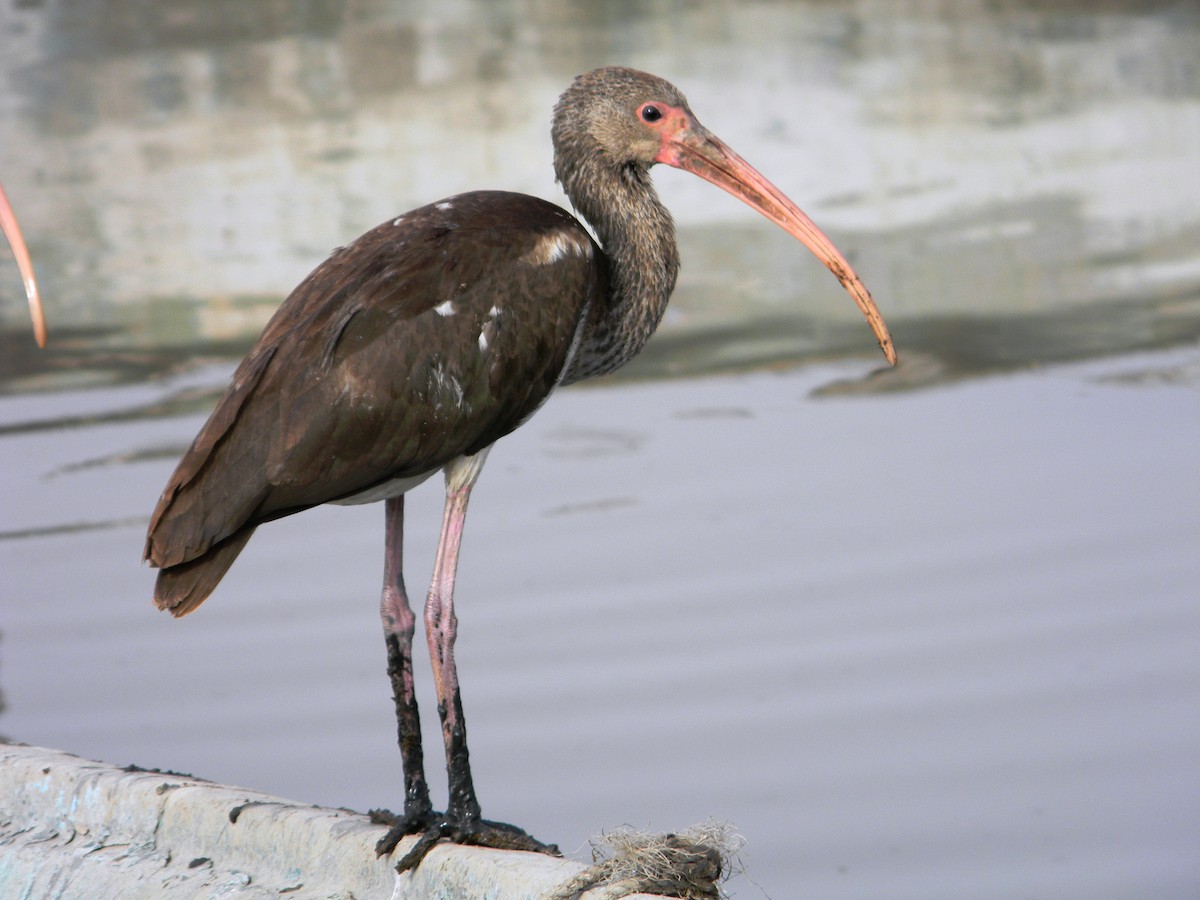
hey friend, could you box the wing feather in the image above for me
[146,192,603,602]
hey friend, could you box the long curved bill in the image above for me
[1,183,46,348]
[660,121,896,366]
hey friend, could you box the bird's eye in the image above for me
[640,104,663,123]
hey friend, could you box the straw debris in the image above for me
[543,820,744,899]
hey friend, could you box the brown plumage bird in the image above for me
[145,66,895,871]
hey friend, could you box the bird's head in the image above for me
[552,67,694,176]
[552,67,897,366]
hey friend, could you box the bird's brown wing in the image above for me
[146,192,603,613]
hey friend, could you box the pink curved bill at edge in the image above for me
[0,182,46,348]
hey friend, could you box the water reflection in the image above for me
[1,0,1197,394]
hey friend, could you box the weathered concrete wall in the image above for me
[0,743,660,899]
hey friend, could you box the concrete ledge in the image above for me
[0,743,665,899]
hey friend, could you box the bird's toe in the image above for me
[369,807,438,856]
[384,812,559,872]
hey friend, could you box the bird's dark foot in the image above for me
[369,806,440,856]
[373,808,559,873]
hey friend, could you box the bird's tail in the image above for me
[153,526,257,617]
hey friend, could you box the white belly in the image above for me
[330,469,437,506]
[328,446,492,506]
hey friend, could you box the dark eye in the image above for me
[640,104,663,123]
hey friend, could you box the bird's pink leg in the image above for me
[389,453,558,872]
[424,479,481,821]
[371,496,435,855]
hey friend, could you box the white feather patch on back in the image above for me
[520,230,592,267]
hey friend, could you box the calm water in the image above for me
[2,2,1199,898]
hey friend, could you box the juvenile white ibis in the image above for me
[1,183,46,347]
[145,67,896,871]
